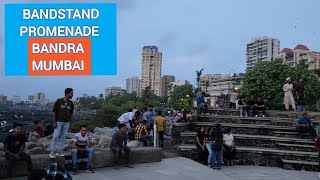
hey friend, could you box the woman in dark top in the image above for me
[196,126,207,165]
[211,123,223,169]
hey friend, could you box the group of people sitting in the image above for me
[196,124,237,169]
[235,96,266,117]
[117,106,167,148]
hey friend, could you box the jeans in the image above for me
[211,150,222,169]
[71,147,95,169]
[158,131,164,148]
[110,146,131,164]
[205,142,213,164]
[50,121,70,154]
[6,152,32,178]
[296,125,314,135]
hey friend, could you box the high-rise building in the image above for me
[126,76,141,96]
[277,44,320,69]
[28,95,35,102]
[0,94,7,105]
[36,92,46,105]
[246,36,280,70]
[11,96,21,105]
[105,86,126,98]
[141,46,162,96]
[161,75,175,97]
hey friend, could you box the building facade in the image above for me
[141,46,162,96]
[11,96,21,105]
[169,80,190,95]
[246,36,280,70]
[0,95,7,105]
[161,75,175,97]
[126,76,141,96]
[199,74,231,93]
[105,86,126,98]
[36,92,46,105]
[277,44,320,69]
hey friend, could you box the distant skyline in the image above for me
[1,0,320,100]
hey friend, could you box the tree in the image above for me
[241,59,320,110]
[169,84,195,111]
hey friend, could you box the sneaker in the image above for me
[262,115,265,117]
[49,153,56,159]
[255,115,258,117]
[56,152,65,157]
[86,168,95,173]
[113,164,120,170]
[125,164,134,168]
[73,169,78,175]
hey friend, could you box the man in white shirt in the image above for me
[117,109,135,129]
[71,125,95,174]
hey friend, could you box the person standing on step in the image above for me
[196,126,207,165]
[205,127,214,167]
[3,123,33,180]
[283,78,296,111]
[229,89,238,109]
[49,88,74,159]
[211,123,223,170]
[223,128,237,166]
[196,92,205,114]
[154,111,166,148]
[296,79,306,112]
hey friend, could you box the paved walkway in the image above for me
[14,157,319,180]
[71,157,319,180]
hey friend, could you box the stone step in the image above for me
[178,145,318,163]
[179,132,315,148]
[277,143,316,152]
[281,159,318,171]
[191,122,296,135]
[273,131,314,138]
[196,115,298,126]
[206,109,320,119]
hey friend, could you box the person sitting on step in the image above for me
[135,120,149,146]
[296,113,315,137]
[111,123,134,170]
[71,125,95,174]
[252,97,266,117]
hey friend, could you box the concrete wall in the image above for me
[0,147,162,178]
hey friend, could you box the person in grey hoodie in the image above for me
[110,123,134,170]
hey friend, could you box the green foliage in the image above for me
[241,59,320,110]
[169,84,195,111]
[78,91,166,129]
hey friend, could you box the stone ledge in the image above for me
[192,122,296,130]
[0,147,162,178]
[281,159,318,166]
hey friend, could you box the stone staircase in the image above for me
[172,110,320,171]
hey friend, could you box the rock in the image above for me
[26,147,46,154]
[63,144,72,152]
[127,140,142,147]
[0,144,3,151]
[26,142,37,150]
[35,142,45,149]
[0,151,5,157]
[98,135,112,148]
[66,133,75,139]
[41,142,50,149]
[94,127,118,135]
[37,137,49,144]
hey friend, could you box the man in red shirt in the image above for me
[28,120,44,142]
